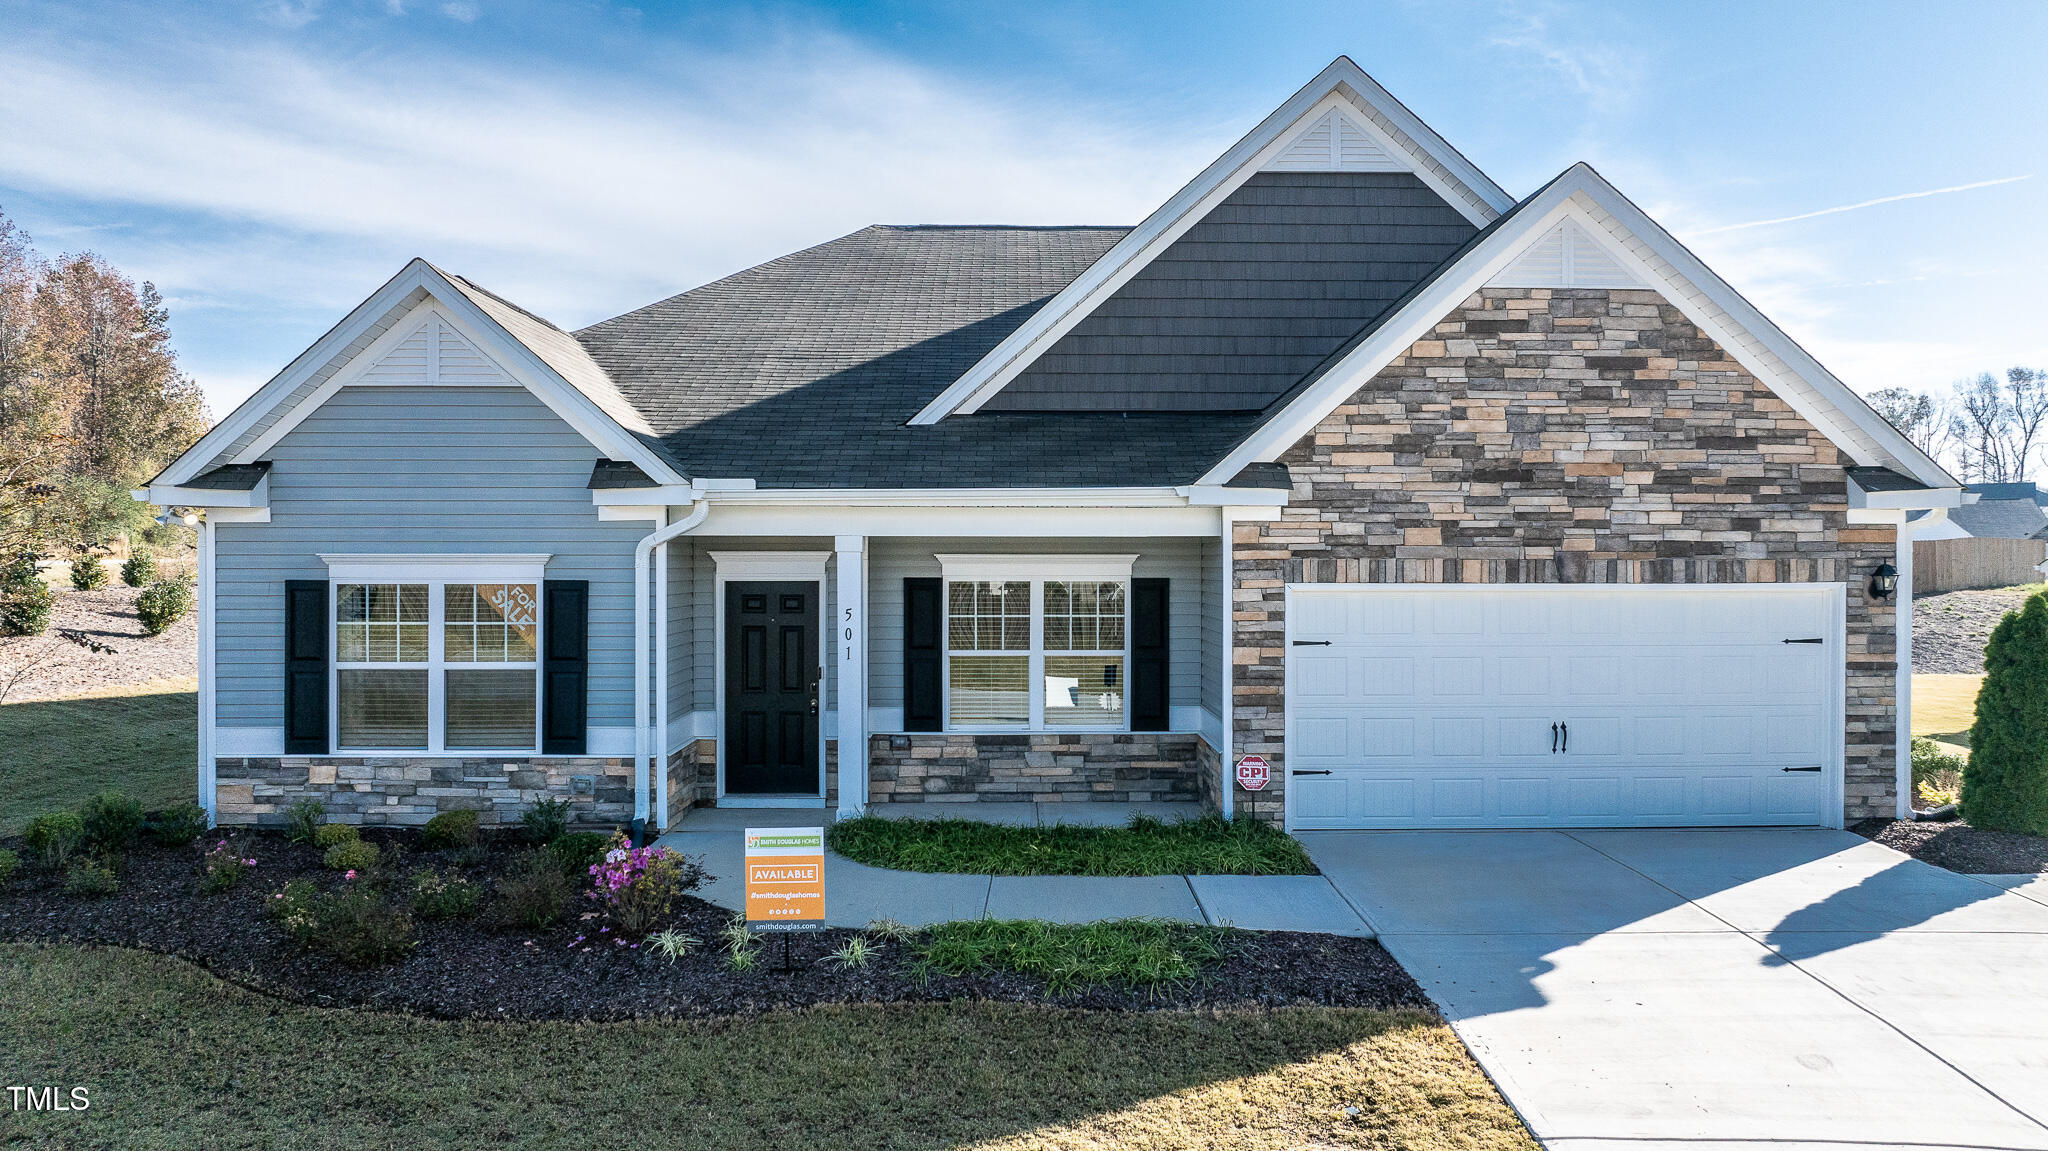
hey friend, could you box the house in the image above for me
[143,58,1965,836]
[1909,482,2048,541]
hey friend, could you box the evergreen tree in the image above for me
[1964,591,2048,834]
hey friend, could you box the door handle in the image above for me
[1560,722,1567,753]
[1551,722,1558,754]
[1291,639,1332,646]
[1782,637,1824,645]
[1781,765,1822,773]
[808,696,818,717]
[1291,770,1333,776]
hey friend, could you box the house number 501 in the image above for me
[844,608,855,661]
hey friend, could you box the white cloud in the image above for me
[439,1,477,22]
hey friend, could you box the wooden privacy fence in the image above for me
[1914,537,2047,595]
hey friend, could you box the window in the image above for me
[941,568,1129,731]
[333,577,540,752]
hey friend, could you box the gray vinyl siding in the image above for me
[987,172,1478,412]
[864,538,1204,727]
[213,386,644,729]
[665,536,693,724]
[1199,535,1222,724]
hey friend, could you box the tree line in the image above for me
[1867,369,2048,484]
[0,208,209,557]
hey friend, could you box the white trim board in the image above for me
[319,553,552,582]
[710,555,831,803]
[910,58,1512,425]
[1195,165,1959,492]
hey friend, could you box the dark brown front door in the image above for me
[724,582,819,794]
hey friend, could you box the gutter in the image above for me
[633,501,709,842]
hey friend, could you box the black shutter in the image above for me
[904,577,943,732]
[1131,577,1170,732]
[283,580,328,755]
[542,580,589,755]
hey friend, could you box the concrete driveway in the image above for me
[1299,829,2048,1151]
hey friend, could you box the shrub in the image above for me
[135,577,194,636]
[422,809,480,850]
[270,879,321,942]
[0,849,18,889]
[24,812,85,872]
[69,553,108,591]
[521,797,572,845]
[200,838,258,894]
[312,822,359,849]
[80,789,146,852]
[149,802,209,847]
[0,552,37,585]
[283,799,327,844]
[308,884,416,967]
[406,868,481,920]
[1966,592,2048,834]
[120,549,156,588]
[0,563,54,637]
[588,832,702,937]
[547,831,610,877]
[495,851,573,928]
[1911,738,1967,809]
[324,839,380,873]
[64,858,120,898]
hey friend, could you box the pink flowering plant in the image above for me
[587,832,703,937]
[199,837,258,894]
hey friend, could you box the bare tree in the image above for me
[1866,387,1951,459]
[2004,367,2048,481]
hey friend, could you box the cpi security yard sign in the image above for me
[744,827,825,932]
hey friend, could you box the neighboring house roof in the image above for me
[1964,481,2045,504]
[1947,497,2048,540]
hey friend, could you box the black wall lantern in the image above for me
[1868,562,1899,602]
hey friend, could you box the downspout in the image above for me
[198,516,217,828]
[1219,509,1234,820]
[634,500,709,843]
[1895,507,1947,821]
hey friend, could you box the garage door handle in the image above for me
[1291,770,1333,776]
[1292,640,1332,646]
[1782,637,1824,644]
[1781,766,1822,773]
[1551,722,1559,753]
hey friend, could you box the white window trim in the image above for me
[322,557,548,757]
[938,557,1135,734]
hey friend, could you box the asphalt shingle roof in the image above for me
[1950,497,2048,540]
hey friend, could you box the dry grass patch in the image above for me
[0,942,1534,1150]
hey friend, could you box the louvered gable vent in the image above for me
[1487,217,1646,289]
[1263,107,1403,172]
[359,316,514,387]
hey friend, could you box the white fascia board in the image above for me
[591,486,699,506]
[1849,484,1968,511]
[1177,484,1289,506]
[909,58,1510,425]
[698,486,1192,507]
[143,474,269,509]
[696,502,1222,537]
[1196,165,1961,490]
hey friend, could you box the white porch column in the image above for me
[835,534,868,818]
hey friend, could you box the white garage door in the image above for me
[1286,585,1842,830]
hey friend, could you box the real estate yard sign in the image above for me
[744,827,825,932]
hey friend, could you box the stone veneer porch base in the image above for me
[866,732,1214,806]
[212,756,635,828]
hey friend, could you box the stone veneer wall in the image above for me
[665,740,717,824]
[213,756,635,828]
[867,733,1205,804]
[1232,287,1900,826]
[1193,736,1225,815]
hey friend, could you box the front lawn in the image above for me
[0,943,1536,1150]
[1912,672,1983,746]
[828,813,1318,876]
[0,683,196,835]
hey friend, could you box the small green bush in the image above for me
[120,549,156,588]
[135,577,194,636]
[1911,738,1967,809]
[546,830,610,877]
[200,838,257,894]
[0,849,18,889]
[0,553,37,585]
[80,789,146,851]
[495,851,572,928]
[24,812,85,871]
[406,868,481,920]
[422,809,480,850]
[64,858,120,898]
[521,797,572,845]
[149,802,209,847]
[283,799,327,844]
[68,554,109,591]
[324,839,381,873]
[1966,592,2048,834]
[307,884,416,967]
[269,879,320,942]
[313,823,360,849]
[0,570,54,636]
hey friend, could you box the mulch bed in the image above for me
[1854,817,2048,875]
[0,830,1428,1020]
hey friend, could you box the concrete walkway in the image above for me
[1300,828,2048,1151]
[652,806,1374,935]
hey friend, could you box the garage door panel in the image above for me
[1286,586,1838,830]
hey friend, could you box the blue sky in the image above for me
[2,0,2043,416]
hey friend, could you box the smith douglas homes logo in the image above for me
[743,828,825,932]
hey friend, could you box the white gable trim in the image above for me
[155,260,685,487]
[909,58,1512,425]
[1195,164,1957,491]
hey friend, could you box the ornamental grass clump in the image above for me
[588,833,703,937]
[521,797,572,845]
[283,799,327,844]
[24,812,85,872]
[200,838,258,894]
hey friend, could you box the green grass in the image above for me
[912,918,1230,993]
[0,684,196,835]
[0,942,1535,1151]
[827,813,1317,876]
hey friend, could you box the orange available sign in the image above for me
[744,827,825,932]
